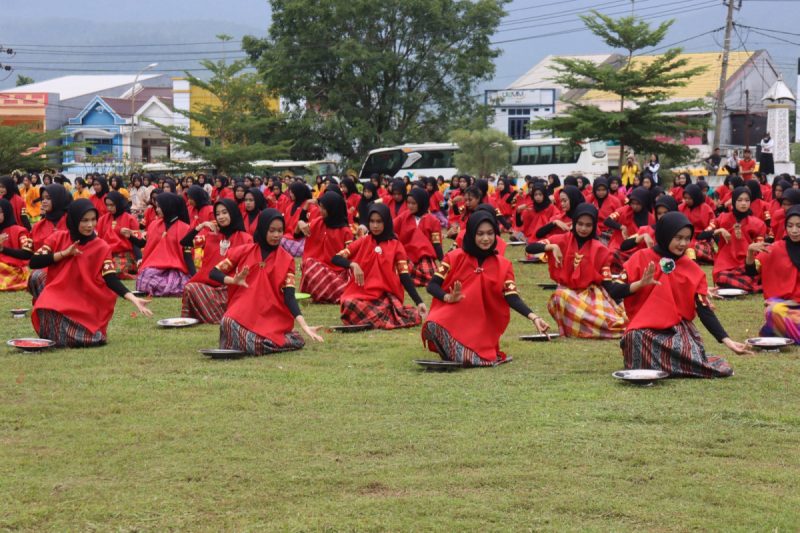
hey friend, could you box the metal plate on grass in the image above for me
[519,333,560,341]
[7,338,56,352]
[327,324,373,333]
[612,369,669,385]
[414,359,462,371]
[157,317,200,328]
[199,348,246,359]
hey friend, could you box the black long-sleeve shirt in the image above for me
[425,268,534,317]
[128,232,196,276]
[0,245,32,260]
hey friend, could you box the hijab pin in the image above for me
[659,257,676,274]
[374,245,383,254]
[474,267,484,274]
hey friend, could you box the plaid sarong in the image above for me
[181,282,228,324]
[422,321,494,367]
[0,262,29,291]
[409,256,437,287]
[714,266,760,293]
[112,251,138,280]
[281,237,305,258]
[340,292,421,330]
[136,267,190,297]
[35,309,106,348]
[547,285,627,339]
[219,316,305,355]
[760,298,800,342]
[621,319,733,378]
[300,258,349,304]
[694,240,715,264]
[27,269,47,302]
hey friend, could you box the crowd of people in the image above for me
[2,161,799,378]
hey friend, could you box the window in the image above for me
[518,145,538,165]
[361,149,406,178]
[406,150,456,170]
[508,117,530,140]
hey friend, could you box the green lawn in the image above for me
[1,243,799,531]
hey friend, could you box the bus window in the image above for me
[406,150,455,170]
[518,146,538,165]
[360,149,405,178]
[538,145,554,165]
[555,144,581,164]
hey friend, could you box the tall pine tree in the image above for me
[531,11,708,165]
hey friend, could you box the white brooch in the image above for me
[220,239,230,255]
[374,245,383,254]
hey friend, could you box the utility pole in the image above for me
[744,89,750,149]
[712,0,740,151]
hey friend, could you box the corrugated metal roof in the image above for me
[579,51,755,102]
[507,54,615,90]
[1,74,163,100]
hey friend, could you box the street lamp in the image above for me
[129,62,158,163]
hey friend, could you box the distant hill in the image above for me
[0,17,265,90]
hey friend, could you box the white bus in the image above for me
[358,138,608,181]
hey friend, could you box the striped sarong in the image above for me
[181,282,228,324]
[695,240,715,264]
[760,298,800,342]
[409,256,437,287]
[422,321,493,367]
[0,262,29,291]
[35,309,106,348]
[340,292,421,330]
[714,267,760,293]
[136,267,189,297]
[621,319,733,378]
[547,285,627,339]
[281,237,305,257]
[27,269,47,301]
[112,251,138,280]
[300,258,349,304]
[219,316,305,355]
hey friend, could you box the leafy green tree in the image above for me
[15,74,35,87]
[450,128,513,177]
[243,0,507,166]
[531,11,708,164]
[148,54,291,175]
[0,125,80,174]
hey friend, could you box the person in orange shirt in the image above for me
[22,175,42,222]
[739,148,756,181]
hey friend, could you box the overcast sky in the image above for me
[0,0,796,93]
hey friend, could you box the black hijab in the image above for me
[463,210,499,261]
[654,195,678,217]
[571,203,598,248]
[731,187,753,222]
[745,179,762,202]
[156,192,190,229]
[785,206,800,270]
[245,187,267,223]
[547,174,561,196]
[475,179,489,202]
[683,184,704,209]
[94,177,109,199]
[161,178,177,194]
[408,187,429,216]
[390,179,407,212]
[367,203,396,243]
[43,184,72,223]
[592,178,609,207]
[358,183,378,223]
[106,191,128,219]
[66,199,98,245]
[253,208,284,260]
[563,176,579,188]
[629,187,653,227]
[0,176,21,199]
[215,198,246,238]
[289,181,312,215]
[773,179,791,201]
[187,185,210,208]
[561,185,584,219]
[783,188,800,207]
[498,177,516,201]
[654,212,693,260]
[319,191,349,229]
[0,198,16,230]
[341,178,359,197]
[532,182,552,212]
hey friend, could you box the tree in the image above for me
[450,128,513,177]
[243,0,507,166]
[0,125,80,174]
[148,53,291,175]
[15,75,34,87]
[531,11,709,165]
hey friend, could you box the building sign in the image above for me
[484,89,555,107]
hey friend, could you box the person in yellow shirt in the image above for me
[22,175,42,222]
[72,177,91,200]
[620,155,640,187]
[109,175,130,200]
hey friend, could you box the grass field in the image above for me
[2,243,799,531]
